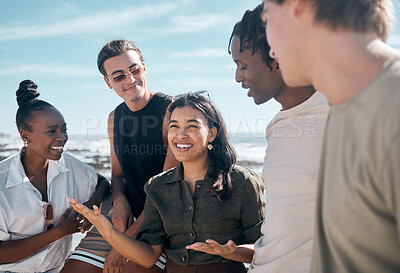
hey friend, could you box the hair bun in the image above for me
[16,79,40,106]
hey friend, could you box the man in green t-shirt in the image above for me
[261,0,400,272]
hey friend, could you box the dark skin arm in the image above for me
[79,173,111,232]
[0,207,80,264]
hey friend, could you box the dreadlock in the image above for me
[228,3,274,70]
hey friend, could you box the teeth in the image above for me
[176,144,192,149]
[51,146,63,150]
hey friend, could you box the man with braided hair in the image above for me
[261,0,400,272]
[228,4,328,272]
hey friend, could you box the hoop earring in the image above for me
[207,143,213,150]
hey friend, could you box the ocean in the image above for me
[0,132,266,177]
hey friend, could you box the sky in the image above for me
[1,0,400,139]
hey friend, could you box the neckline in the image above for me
[123,92,160,114]
[330,57,400,116]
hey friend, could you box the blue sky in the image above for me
[1,0,399,138]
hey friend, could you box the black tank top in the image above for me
[113,92,172,218]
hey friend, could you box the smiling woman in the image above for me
[68,93,266,273]
[0,80,110,272]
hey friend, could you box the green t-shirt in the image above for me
[311,58,400,272]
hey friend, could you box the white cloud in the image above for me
[158,77,233,89]
[170,14,230,32]
[177,0,197,12]
[168,48,227,59]
[0,63,98,77]
[57,2,80,15]
[0,3,176,42]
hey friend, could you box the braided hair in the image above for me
[16,80,53,132]
[169,93,236,202]
[228,3,274,70]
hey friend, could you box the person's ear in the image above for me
[20,129,30,143]
[292,0,312,18]
[208,127,217,143]
[104,76,113,89]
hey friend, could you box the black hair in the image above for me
[169,93,237,202]
[228,3,274,70]
[16,80,53,132]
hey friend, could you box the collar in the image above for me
[162,162,214,184]
[5,152,70,189]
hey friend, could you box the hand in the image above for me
[103,248,127,273]
[112,197,133,233]
[68,198,113,239]
[65,208,92,234]
[56,207,81,236]
[76,214,93,233]
[186,239,237,258]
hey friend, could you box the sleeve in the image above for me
[135,182,166,246]
[83,164,98,198]
[69,154,97,202]
[240,170,266,243]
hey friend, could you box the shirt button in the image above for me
[196,184,201,188]
[182,256,186,262]
[189,205,193,211]
[190,232,195,237]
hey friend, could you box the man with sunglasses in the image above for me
[228,4,328,273]
[62,39,178,273]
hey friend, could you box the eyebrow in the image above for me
[111,63,139,76]
[169,119,201,124]
[45,123,67,129]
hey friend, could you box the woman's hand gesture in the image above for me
[56,207,81,235]
[68,198,113,239]
[186,239,237,258]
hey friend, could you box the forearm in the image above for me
[0,228,65,264]
[84,175,111,208]
[124,212,144,238]
[105,228,161,268]
[223,244,254,263]
[111,176,128,201]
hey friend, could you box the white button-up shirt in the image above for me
[0,152,97,273]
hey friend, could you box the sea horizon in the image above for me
[0,131,266,177]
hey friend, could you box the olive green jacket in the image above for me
[136,163,265,266]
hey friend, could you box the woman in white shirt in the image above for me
[0,80,110,273]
